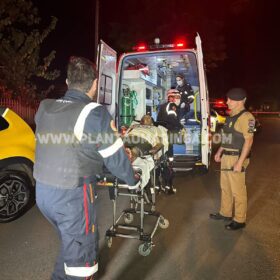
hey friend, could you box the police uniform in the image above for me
[220,109,255,223]
[34,89,137,279]
[212,88,255,230]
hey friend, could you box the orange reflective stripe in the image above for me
[89,184,94,203]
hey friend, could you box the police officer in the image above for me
[34,57,139,279]
[210,88,255,230]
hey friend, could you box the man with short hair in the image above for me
[34,56,138,279]
[210,88,255,230]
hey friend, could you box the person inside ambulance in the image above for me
[157,89,184,132]
[34,56,139,280]
[157,89,186,172]
[175,73,195,122]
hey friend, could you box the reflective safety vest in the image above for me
[34,99,108,188]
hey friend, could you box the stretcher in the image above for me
[96,146,169,256]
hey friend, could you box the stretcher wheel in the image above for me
[124,213,134,224]
[106,236,113,248]
[138,243,152,256]
[159,218,169,229]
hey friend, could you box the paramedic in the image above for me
[157,89,183,132]
[157,89,185,157]
[34,56,139,279]
[210,88,255,230]
[175,73,195,121]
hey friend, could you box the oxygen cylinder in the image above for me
[120,88,138,127]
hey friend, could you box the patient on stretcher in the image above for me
[124,115,168,159]
[123,115,176,194]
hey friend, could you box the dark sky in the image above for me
[33,0,279,105]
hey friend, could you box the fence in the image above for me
[0,98,39,126]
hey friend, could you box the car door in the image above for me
[96,40,117,120]
[195,34,211,168]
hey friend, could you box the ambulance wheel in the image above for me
[106,236,113,248]
[159,217,169,229]
[138,243,152,256]
[124,213,134,224]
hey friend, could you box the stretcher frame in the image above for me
[97,147,169,256]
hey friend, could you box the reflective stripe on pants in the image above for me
[36,180,99,280]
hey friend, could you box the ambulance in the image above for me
[96,34,211,172]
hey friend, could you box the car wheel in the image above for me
[0,170,35,223]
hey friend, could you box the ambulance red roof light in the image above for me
[137,45,147,51]
[174,39,186,48]
[133,43,148,52]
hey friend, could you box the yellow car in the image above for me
[0,107,35,222]
[210,109,226,132]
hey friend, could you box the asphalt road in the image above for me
[1,118,280,280]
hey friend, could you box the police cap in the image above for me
[226,88,247,101]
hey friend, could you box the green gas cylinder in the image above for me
[120,89,138,127]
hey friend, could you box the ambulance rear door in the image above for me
[195,34,211,168]
[96,40,117,120]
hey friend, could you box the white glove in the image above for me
[180,102,186,109]
[180,118,185,125]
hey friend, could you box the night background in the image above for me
[2,0,280,109]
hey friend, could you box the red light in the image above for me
[138,45,146,51]
[176,43,185,48]
[174,38,186,48]
[133,44,148,51]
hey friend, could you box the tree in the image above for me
[0,0,60,101]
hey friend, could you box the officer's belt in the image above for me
[223,150,240,156]
[223,150,251,158]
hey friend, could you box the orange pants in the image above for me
[220,155,249,223]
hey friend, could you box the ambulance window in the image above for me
[99,74,112,105]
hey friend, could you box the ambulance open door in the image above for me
[195,34,211,168]
[96,40,117,120]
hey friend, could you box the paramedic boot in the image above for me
[165,185,176,195]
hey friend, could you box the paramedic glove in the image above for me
[128,172,141,190]
[187,95,195,103]
[180,118,185,125]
